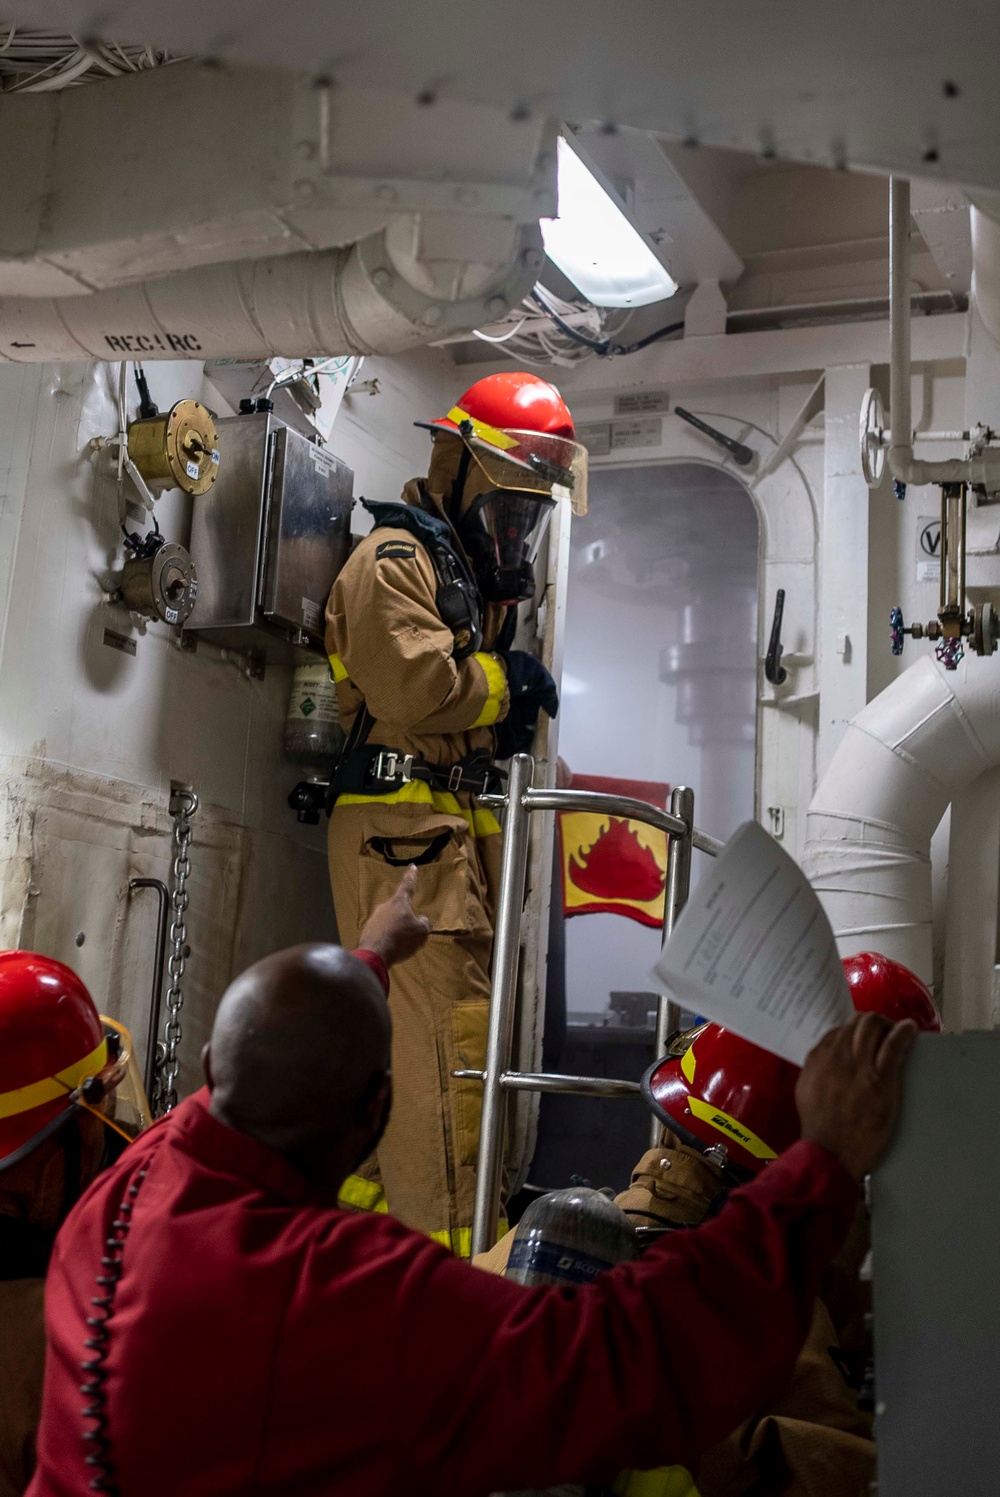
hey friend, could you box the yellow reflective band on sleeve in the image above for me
[335,781,501,838]
[681,1043,697,1084]
[471,652,507,728]
[613,1466,701,1497]
[0,1038,109,1122]
[328,653,349,683]
[428,1219,508,1259]
[472,806,502,838]
[447,406,518,452]
[686,1094,777,1161]
[338,1175,388,1212]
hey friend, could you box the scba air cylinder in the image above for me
[506,1186,637,1287]
[284,660,344,772]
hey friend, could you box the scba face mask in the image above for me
[458,488,557,605]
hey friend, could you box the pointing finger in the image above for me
[397,864,419,902]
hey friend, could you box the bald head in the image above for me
[206,945,392,1188]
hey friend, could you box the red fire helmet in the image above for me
[643,951,941,1175]
[427,371,576,441]
[0,951,108,1171]
[842,950,942,1031]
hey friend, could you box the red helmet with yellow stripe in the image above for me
[643,1023,801,1176]
[419,371,588,518]
[0,952,121,1172]
[643,951,942,1176]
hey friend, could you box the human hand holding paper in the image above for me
[650,820,853,1065]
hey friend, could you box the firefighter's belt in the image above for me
[336,744,507,799]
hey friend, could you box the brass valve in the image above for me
[127,399,220,497]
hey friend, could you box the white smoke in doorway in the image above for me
[557,462,759,1017]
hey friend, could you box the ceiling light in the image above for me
[541,135,679,309]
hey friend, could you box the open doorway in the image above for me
[531,461,760,1191]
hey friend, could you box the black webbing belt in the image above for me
[333,743,507,799]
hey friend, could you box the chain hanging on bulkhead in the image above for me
[152,786,199,1116]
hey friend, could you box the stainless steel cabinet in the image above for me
[187,411,352,657]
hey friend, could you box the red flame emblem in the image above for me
[569,818,665,903]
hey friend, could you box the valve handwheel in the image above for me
[860,387,887,490]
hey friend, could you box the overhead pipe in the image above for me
[969,191,1000,347]
[802,653,1000,981]
[0,220,543,363]
[888,178,1000,490]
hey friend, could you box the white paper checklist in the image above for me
[651,820,853,1065]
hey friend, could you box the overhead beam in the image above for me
[559,312,966,391]
[911,180,973,296]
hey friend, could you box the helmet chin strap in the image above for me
[447,444,474,522]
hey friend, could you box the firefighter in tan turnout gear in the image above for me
[325,371,586,1254]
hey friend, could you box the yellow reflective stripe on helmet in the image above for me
[328,653,349,683]
[335,781,501,838]
[471,652,507,728]
[681,1043,697,1084]
[613,1466,701,1497]
[686,1094,777,1161]
[338,1174,388,1212]
[0,1038,108,1122]
[446,406,519,452]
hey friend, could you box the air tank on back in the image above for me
[506,1184,637,1288]
[284,659,344,772]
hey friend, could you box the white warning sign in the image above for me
[917,516,941,583]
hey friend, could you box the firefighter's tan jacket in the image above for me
[324,474,511,1251]
[325,477,510,769]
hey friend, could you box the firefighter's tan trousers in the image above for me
[328,788,502,1255]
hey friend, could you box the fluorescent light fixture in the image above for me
[541,135,679,309]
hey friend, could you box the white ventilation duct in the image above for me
[802,654,1000,982]
[0,220,544,362]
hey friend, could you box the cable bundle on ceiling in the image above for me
[467,282,684,367]
[0,25,178,92]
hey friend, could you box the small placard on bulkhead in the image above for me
[917,516,941,582]
[576,422,612,457]
[611,417,663,451]
[613,389,670,416]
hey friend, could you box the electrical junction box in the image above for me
[186,412,353,659]
[871,1031,1000,1494]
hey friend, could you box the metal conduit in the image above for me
[468,754,720,1258]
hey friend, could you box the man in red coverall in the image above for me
[29,886,914,1497]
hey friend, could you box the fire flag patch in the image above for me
[557,773,670,928]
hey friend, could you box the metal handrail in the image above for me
[468,754,720,1258]
[455,1068,643,1098]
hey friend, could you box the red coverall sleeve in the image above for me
[326,533,508,733]
[351,949,390,994]
[390,1141,858,1496]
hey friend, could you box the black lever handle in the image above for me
[673,406,756,467]
[765,589,787,684]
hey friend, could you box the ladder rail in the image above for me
[468,754,719,1259]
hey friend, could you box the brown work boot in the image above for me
[615,1131,724,1229]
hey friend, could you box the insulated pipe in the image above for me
[0,221,543,363]
[888,179,1000,490]
[969,192,1000,347]
[802,653,1000,981]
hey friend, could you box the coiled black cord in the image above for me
[79,1165,148,1494]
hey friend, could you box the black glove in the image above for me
[498,650,559,717]
[494,651,559,759]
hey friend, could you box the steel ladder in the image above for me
[461,752,723,1258]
